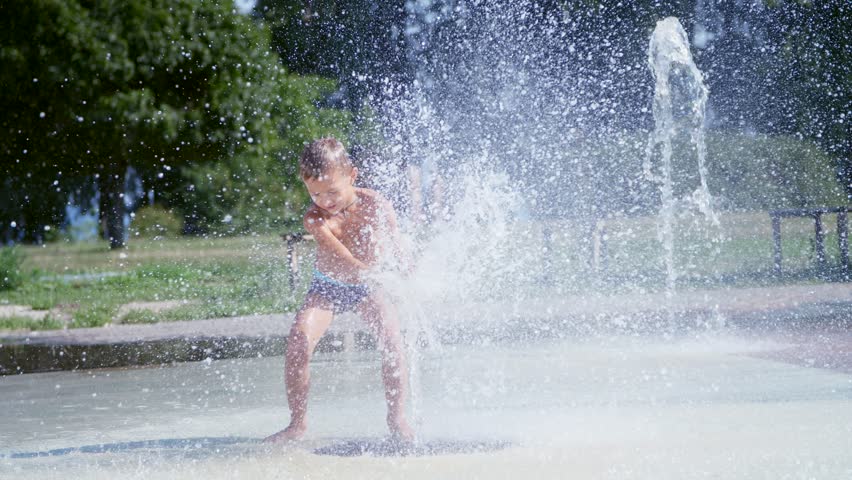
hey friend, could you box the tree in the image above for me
[255,0,410,107]
[173,74,352,235]
[773,1,851,197]
[1,0,282,247]
[677,1,849,197]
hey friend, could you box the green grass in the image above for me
[0,235,307,329]
[0,211,848,332]
[18,235,278,272]
[499,210,850,298]
[446,210,837,298]
[0,315,64,331]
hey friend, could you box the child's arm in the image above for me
[304,211,369,273]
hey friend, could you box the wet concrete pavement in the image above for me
[1,334,851,479]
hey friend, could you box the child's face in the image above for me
[303,167,358,215]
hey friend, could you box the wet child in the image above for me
[265,138,414,442]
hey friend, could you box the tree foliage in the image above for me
[686,1,850,193]
[772,1,850,192]
[1,0,847,246]
[255,0,410,106]
[257,0,850,199]
[174,74,352,235]
[1,0,283,246]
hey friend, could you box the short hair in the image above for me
[299,137,353,180]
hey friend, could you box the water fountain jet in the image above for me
[645,16,720,296]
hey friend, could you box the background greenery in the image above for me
[0,208,847,331]
[0,247,25,291]
[0,236,305,330]
[0,0,352,245]
[1,0,847,244]
[0,1,848,330]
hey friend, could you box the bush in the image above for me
[131,205,183,238]
[707,133,847,210]
[0,246,25,291]
[177,153,307,236]
[535,130,847,218]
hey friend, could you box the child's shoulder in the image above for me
[355,187,382,201]
[356,188,394,211]
[356,188,398,226]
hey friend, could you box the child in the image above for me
[265,138,414,442]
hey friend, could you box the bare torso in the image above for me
[306,188,388,284]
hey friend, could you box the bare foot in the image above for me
[263,423,307,443]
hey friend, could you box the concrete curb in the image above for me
[2,283,851,374]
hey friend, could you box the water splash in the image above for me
[368,11,728,434]
[644,17,720,295]
[371,166,532,430]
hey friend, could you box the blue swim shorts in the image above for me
[306,269,370,314]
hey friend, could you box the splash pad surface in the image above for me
[2,326,851,479]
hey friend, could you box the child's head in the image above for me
[299,138,359,215]
[299,137,354,180]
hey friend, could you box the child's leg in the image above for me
[265,295,334,443]
[357,291,414,440]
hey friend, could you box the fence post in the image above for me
[838,210,849,273]
[771,213,782,274]
[814,212,826,268]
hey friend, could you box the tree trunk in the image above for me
[99,162,127,249]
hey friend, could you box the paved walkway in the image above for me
[1,282,850,373]
[4,334,852,478]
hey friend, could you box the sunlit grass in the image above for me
[0,315,64,331]
[511,210,848,296]
[18,235,287,272]
[1,235,308,330]
[0,210,847,331]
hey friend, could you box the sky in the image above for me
[234,0,255,14]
